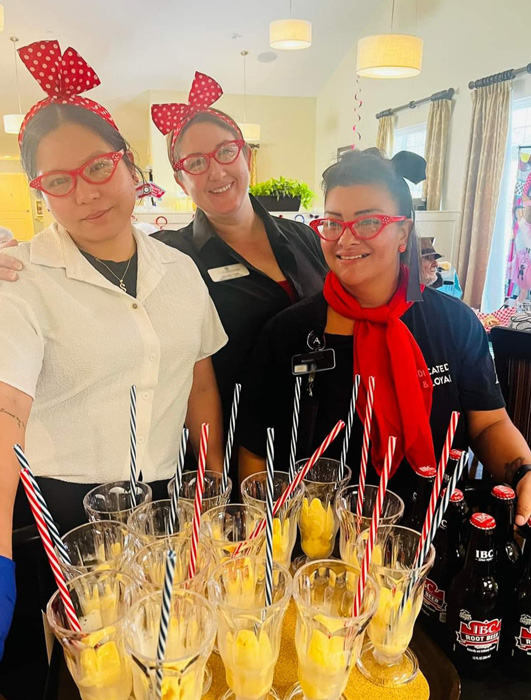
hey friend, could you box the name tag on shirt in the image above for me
[208,263,250,283]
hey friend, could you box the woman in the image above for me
[238,148,531,527]
[0,42,226,698]
[0,71,328,488]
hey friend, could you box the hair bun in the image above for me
[391,151,426,185]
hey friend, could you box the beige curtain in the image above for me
[457,82,511,308]
[376,115,395,158]
[423,99,451,210]
[250,146,258,187]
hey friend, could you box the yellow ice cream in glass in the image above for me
[222,629,276,700]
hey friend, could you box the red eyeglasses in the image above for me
[310,214,408,242]
[174,139,246,175]
[29,150,125,197]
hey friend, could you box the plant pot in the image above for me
[256,195,301,212]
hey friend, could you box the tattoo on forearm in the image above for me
[0,408,26,430]
[504,457,526,484]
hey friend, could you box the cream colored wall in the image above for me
[148,90,316,209]
[315,0,531,210]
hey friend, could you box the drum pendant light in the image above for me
[270,0,312,51]
[4,37,25,134]
[237,51,261,143]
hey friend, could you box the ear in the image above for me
[174,172,189,195]
[398,219,413,250]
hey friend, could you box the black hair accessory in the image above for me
[391,151,427,185]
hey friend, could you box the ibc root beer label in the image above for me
[514,615,531,655]
[456,610,502,656]
[423,578,447,616]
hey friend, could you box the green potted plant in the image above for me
[249,176,315,212]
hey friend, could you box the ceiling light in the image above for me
[270,0,311,51]
[4,37,24,135]
[237,51,261,143]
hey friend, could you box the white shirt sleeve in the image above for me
[0,291,45,398]
[197,283,228,362]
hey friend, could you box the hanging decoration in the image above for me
[351,74,363,149]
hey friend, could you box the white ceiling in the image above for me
[0,0,381,113]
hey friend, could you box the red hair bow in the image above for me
[17,40,118,144]
[151,71,241,170]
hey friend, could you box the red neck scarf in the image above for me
[323,268,435,477]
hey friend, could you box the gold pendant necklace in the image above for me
[94,239,135,293]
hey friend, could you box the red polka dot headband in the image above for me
[17,40,118,145]
[151,71,242,170]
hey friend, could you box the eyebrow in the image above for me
[42,151,110,173]
[183,140,234,158]
[324,208,383,218]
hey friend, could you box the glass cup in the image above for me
[46,569,137,700]
[208,555,292,700]
[241,471,304,569]
[296,459,352,563]
[200,503,265,565]
[335,485,405,568]
[285,559,377,700]
[84,480,152,524]
[124,588,216,700]
[127,499,189,548]
[355,525,436,686]
[168,470,232,524]
[58,520,133,578]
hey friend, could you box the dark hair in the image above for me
[169,109,248,178]
[20,103,142,182]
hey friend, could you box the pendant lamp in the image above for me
[357,0,423,79]
[237,51,261,143]
[270,0,312,51]
[4,37,25,134]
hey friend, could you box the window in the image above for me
[504,97,531,242]
[392,123,427,199]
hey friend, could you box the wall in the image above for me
[315,0,531,211]
[148,90,316,209]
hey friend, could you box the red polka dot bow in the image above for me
[17,40,118,145]
[151,71,241,170]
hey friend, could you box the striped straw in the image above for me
[232,420,345,556]
[129,385,138,509]
[19,466,81,631]
[222,384,241,493]
[288,376,302,482]
[339,375,361,481]
[415,411,460,562]
[13,445,71,566]
[156,549,177,699]
[397,450,468,617]
[352,435,396,617]
[355,376,376,522]
[265,428,275,607]
[187,423,208,580]
[169,427,189,533]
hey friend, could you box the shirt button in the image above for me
[132,303,138,309]
[142,392,150,400]
[138,436,145,444]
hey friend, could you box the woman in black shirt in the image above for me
[239,148,531,526]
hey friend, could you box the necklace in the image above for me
[93,239,136,293]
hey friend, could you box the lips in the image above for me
[336,252,370,261]
[84,208,111,221]
[209,182,234,194]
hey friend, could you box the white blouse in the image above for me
[0,223,227,483]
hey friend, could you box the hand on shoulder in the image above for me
[0,239,22,281]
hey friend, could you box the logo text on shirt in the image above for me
[429,363,453,386]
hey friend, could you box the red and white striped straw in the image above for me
[187,423,208,580]
[352,435,396,617]
[415,411,460,562]
[19,468,81,632]
[232,420,345,556]
[355,376,375,522]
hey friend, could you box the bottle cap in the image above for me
[449,488,464,503]
[491,484,515,500]
[449,449,462,460]
[416,465,437,479]
[471,512,496,530]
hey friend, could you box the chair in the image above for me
[490,326,531,445]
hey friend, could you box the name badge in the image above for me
[208,263,250,283]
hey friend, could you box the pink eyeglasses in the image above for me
[310,214,408,242]
[29,150,125,197]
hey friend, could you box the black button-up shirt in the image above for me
[153,195,328,429]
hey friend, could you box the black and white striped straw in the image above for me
[288,376,302,482]
[222,384,241,493]
[339,375,360,481]
[129,385,138,509]
[169,427,189,533]
[156,548,177,699]
[265,427,275,607]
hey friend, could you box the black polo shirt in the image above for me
[152,195,328,429]
[238,287,505,503]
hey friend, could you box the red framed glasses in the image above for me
[174,139,245,175]
[310,214,408,242]
[29,150,125,197]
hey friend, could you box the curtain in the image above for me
[376,115,395,157]
[423,99,451,210]
[250,146,258,187]
[456,82,511,308]
[505,148,531,301]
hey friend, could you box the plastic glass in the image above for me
[46,569,137,700]
[355,525,436,686]
[58,520,133,578]
[285,559,377,700]
[127,499,189,547]
[83,480,152,524]
[124,588,216,700]
[241,471,304,568]
[200,503,265,565]
[296,459,352,561]
[168,470,232,524]
[208,555,292,700]
[335,485,405,568]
